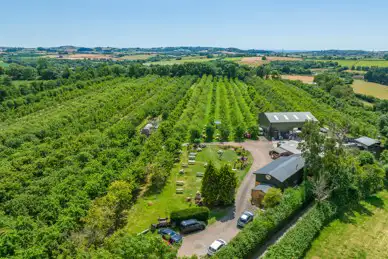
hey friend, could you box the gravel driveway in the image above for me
[178,139,273,257]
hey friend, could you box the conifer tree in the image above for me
[201,161,219,206]
[218,165,237,205]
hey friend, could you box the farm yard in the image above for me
[352,80,388,99]
[306,190,388,259]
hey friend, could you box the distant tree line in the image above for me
[364,67,388,85]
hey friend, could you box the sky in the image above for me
[1,0,387,50]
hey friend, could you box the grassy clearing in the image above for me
[314,59,388,68]
[124,145,252,234]
[306,190,388,259]
[352,80,388,100]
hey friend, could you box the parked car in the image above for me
[207,239,227,256]
[157,228,183,244]
[237,211,254,228]
[179,219,206,234]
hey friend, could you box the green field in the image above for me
[306,190,388,259]
[0,60,9,67]
[352,80,388,99]
[314,59,388,68]
[145,56,217,65]
[124,145,253,234]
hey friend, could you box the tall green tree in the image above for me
[218,165,237,205]
[201,162,219,206]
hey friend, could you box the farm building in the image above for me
[353,136,381,153]
[259,112,318,139]
[251,154,305,206]
[269,140,302,159]
[141,123,153,137]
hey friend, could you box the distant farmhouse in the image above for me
[259,112,318,140]
[251,154,305,206]
[353,136,382,153]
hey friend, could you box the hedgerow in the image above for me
[170,207,210,224]
[263,202,337,259]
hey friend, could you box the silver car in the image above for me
[207,239,227,256]
[237,211,254,228]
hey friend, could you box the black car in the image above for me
[180,219,206,234]
[157,228,183,244]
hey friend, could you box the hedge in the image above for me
[170,207,210,224]
[215,186,306,258]
[263,202,337,259]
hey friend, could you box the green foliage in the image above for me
[201,162,219,206]
[263,188,282,208]
[215,187,305,258]
[380,150,388,165]
[264,202,337,259]
[83,232,177,258]
[358,151,375,166]
[170,207,210,224]
[189,127,201,143]
[201,163,237,206]
[205,124,215,142]
[217,165,237,206]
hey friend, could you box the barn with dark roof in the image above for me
[251,154,305,205]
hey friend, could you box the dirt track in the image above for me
[178,140,273,257]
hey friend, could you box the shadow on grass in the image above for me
[364,195,385,208]
[338,202,374,224]
[208,205,236,224]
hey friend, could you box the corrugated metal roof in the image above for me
[253,184,273,193]
[263,112,318,123]
[253,154,305,182]
[354,136,380,147]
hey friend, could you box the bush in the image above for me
[263,202,337,259]
[215,187,305,258]
[263,188,282,208]
[170,207,210,224]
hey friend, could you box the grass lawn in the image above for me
[124,145,253,234]
[306,190,388,259]
[352,80,388,100]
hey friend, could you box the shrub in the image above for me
[215,187,305,258]
[263,202,337,259]
[263,188,282,208]
[358,151,375,166]
[170,207,210,224]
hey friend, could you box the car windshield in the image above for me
[209,246,216,252]
[240,214,249,222]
